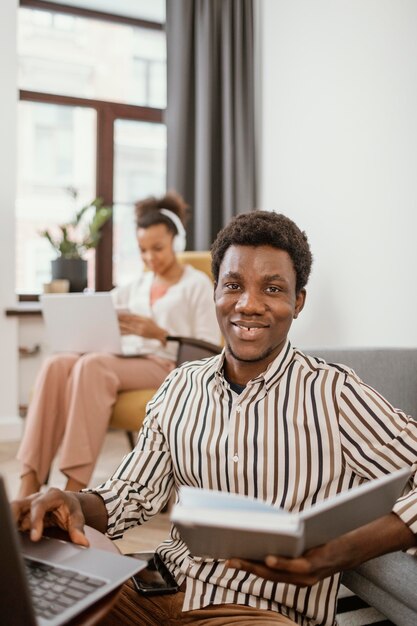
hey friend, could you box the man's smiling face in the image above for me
[214,244,306,384]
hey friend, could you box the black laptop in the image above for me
[0,476,145,626]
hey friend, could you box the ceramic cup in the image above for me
[43,279,70,294]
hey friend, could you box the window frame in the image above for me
[18,0,166,296]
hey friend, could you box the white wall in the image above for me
[259,0,417,348]
[0,0,20,439]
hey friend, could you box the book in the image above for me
[171,468,410,560]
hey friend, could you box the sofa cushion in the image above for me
[343,552,417,626]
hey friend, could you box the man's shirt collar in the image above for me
[214,339,295,391]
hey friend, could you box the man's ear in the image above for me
[293,289,306,319]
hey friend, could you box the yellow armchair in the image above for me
[109,251,220,449]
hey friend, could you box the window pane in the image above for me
[113,203,142,286]
[40,0,165,23]
[16,101,96,294]
[18,8,166,108]
[113,120,166,285]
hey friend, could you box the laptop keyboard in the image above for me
[25,558,106,621]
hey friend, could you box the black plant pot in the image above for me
[51,257,88,293]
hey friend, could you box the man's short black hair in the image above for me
[211,210,313,293]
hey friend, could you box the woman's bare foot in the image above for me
[65,477,87,492]
[18,471,41,499]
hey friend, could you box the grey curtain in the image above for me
[166,0,256,249]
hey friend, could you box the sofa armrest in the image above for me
[342,551,417,625]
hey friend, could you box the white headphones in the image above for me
[159,209,187,252]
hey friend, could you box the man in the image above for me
[13,211,417,626]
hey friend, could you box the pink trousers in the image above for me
[17,352,174,486]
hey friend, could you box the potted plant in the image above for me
[40,196,112,292]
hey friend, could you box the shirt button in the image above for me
[232,454,239,463]
[236,406,242,413]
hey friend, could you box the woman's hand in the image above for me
[118,312,168,344]
[11,488,89,546]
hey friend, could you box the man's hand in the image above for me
[227,539,352,587]
[226,513,416,586]
[11,488,89,547]
[118,312,167,343]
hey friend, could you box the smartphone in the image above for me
[128,551,179,596]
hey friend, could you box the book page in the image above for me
[179,487,289,514]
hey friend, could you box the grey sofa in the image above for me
[307,347,417,626]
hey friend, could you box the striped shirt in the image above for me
[94,340,417,626]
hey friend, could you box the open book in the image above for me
[171,468,410,560]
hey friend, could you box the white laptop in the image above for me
[41,292,131,355]
[0,475,145,626]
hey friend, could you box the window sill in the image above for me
[5,303,42,317]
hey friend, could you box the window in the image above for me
[113,119,166,286]
[17,1,166,294]
[16,101,96,293]
[19,7,166,108]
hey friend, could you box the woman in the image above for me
[17,192,220,497]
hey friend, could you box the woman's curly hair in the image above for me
[211,211,313,293]
[135,191,189,234]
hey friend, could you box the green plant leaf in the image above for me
[39,197,112,259]
[39,229,60,254]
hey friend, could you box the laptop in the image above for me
[41,292,129,355]
[0,476,145,626]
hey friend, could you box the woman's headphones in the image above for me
[159,209,187,252]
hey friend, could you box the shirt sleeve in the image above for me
[90,371,178,538]
[338,370,417,540]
